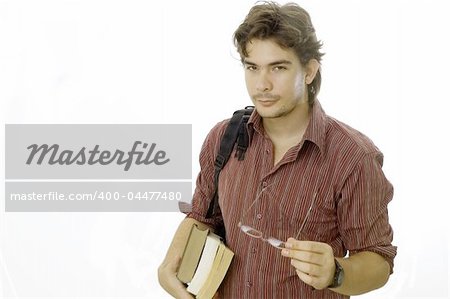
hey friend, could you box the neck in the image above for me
[262,102,312,141]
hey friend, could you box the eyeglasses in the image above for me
[238,187,317,249]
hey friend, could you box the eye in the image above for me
[245,65,258,71]
[273,65,287,71]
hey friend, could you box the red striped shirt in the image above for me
[188,101,396,298]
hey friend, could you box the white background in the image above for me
[1,0,449,298]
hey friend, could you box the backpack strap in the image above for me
[205,106,254,218]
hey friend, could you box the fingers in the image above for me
[158,255,194,299]
[281,239,333,267]
[281,239,335,290]
[295,268,316,287]
[171,254,182,272]
[289,257,322,276]
[285,238,330,253]
[283,247,325,265]
[289,256,335,289]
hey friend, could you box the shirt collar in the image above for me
[247,100,327,156]
[303,100,326,155]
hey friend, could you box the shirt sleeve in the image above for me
[186,120,229,232]
[338,151,397,273]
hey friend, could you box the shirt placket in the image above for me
[242,137,274,297]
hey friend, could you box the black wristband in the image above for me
[328,259,344,288]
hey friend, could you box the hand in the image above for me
[158,254,194,299]
[281,237,336,290]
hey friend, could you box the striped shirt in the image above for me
[188,100,396,299]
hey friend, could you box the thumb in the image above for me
[170,254,183,273]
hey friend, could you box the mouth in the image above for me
[257,99,277,107]
[253,94,280,107]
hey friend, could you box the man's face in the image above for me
[243,38,308,119]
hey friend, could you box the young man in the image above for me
[158,2,396,298]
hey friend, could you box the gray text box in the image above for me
[5,124,192,179]
[5,181,191,212]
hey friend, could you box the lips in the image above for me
[257,100,277,107]
[254,93,280,100]
[253,93,280,107]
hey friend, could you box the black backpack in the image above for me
[178,106,254,216]
[206,106,254,218]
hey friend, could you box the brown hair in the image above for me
[233,1,324,105]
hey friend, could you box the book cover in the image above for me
[177,224,209,283]
[177,224,234,299]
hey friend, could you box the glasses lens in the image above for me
[267,237,285,249]
[240,225,263,238]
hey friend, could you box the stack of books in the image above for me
[177,224,234,299]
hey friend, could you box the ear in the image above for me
[305,59,320,85]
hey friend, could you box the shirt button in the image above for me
[256,213,262,219]
[265,149,270,154]
[251,247,257,254]
[262,181,268,188]
[246,281,252,287]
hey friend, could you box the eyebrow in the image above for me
[243,59,293,67]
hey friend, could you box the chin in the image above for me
[258,101,308,119]
[255,107,286,119]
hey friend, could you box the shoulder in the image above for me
[325,115,383,163]
[199,118,231,156]
[204,119,230,144]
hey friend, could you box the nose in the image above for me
[256,71,272,92]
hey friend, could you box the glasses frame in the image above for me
[238,186,317,249]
